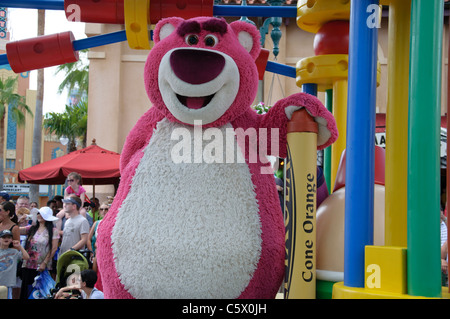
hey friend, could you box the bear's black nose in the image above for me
[170,49,225,85]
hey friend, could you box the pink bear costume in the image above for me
[96,17,338,299]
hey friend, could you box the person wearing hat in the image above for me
[19,206,60,299]
[0,229,29,299]
[58,195,90,257]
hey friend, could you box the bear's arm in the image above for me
[272,92,338,151]
[232,92,337,159]
[231,105,288,159]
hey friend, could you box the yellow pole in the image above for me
[284,109,318,299]
[331,79,348,190]
[384,0,410,247]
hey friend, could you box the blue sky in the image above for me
[8,8,87,114]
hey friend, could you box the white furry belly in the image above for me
[111,119,262,299]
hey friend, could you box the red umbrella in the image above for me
[18,140,120,188]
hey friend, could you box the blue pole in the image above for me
[73,30,128,51]
[213,5,297,18]
[302,83,318,96]
[0,32,297,80]
[266,61,296,79]
[0,49,296,79]
[344,0,379,288]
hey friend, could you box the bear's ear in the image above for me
[154,17,184,44]
[229,21,261,60]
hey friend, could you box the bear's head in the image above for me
[144,17,261,127]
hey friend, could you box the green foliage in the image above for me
[252,101,271,114]
[55,49,89,99]
[0,76,33,125]
[44,100,88,152]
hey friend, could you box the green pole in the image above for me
[324,89,333,191]
[407,0,443,298]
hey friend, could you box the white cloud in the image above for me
[8,8,87,114]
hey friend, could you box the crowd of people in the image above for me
[0,171,110,299]
[1,170,448,299]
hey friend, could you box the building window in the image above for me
[5,159,15,169]
[6,103,17,150]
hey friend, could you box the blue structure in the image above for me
[344,0,379,288]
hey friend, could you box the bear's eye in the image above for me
[204,34,218,47]
[185,34,199,46]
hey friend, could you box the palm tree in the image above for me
[55,49,89,103]
[30,9,46,203]
[44,100,88,153]
[44,48,89,154]
[0,76,33,191]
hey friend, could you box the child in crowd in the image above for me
[0,229,29,299]
[64,172,87,206]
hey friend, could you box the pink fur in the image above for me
[237,161,285,298]
[97,17,338,299]
[145,17,261,128]
[97,107,163,299]
[268,92,338,151]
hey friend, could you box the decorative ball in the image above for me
[313,20,349,56]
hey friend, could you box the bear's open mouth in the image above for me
[176,94,215,109]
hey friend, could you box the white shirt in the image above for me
[441,221,447,246]
[81,287,104,299]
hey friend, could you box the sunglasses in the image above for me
[67,179,75,182]
[99,208,109,211]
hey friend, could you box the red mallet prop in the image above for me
[6,31,79,73]
[64,0,213,25]
[65,0,125,24]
